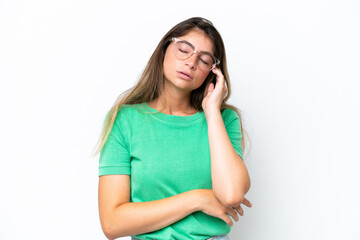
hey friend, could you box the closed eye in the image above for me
[179,49,189,54]
[199,58,210,65]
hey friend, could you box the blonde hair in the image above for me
[92,17,250,158]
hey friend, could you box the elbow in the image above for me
[226,180,251,207]
[100,204,130,239]
[104,233,115,240]
[102,223,116,240]
[226,194,245,207]
[101,220,125,240]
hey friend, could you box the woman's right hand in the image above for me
[195,189,252,226]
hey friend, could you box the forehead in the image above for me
[178,29,214,54]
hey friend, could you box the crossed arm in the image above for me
[206,109,251,207]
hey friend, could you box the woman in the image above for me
[95,17,252,240]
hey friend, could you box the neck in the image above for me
[148,82,198,116]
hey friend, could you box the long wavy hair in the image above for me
[93,17,249,157]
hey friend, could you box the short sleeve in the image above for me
[222,108,244,160]
[98,111,131,176]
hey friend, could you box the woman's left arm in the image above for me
[202,68,251,208]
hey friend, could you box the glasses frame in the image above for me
[171,37,220,71]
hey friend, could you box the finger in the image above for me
[226,208,239,222]
[203,83,214,99]
[204,82,213,95]
[212,67,223,77]
[239,206,244,216]
[232,205,244,216]
[211,67,224,83]
[242,198,253,208]
[207,82,214,92]
[223,214,234,226]
[211,68,227,96]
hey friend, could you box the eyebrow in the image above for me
[178,38,214,56]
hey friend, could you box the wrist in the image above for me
[189,189,205,212]
[204,107,221,118]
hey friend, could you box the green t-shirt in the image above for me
[99,102,243,240]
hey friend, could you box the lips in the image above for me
[177,71,193,80]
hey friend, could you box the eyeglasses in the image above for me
[171,37,220,71]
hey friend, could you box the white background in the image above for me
[0,0,359,239]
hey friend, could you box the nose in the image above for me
[184,53,198,69]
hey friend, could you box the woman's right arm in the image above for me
[98,175,241,240]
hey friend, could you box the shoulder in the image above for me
[116,103,145,117]
[113,102,150,125]
[118,103,141,113]
[221,107,242,129]
[108,103,142,126]
[221,108,240,124]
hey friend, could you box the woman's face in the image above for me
[163,29,214,93]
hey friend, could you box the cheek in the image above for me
[198,72,210,83]
[194,72,210,88]
[163,49,177,77]
[163,54,170,76]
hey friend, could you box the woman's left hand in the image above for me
[231,197,253,217]
[201,67,228,115]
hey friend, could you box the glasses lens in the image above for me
[174,41,193,60]
[197,53,215,71]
